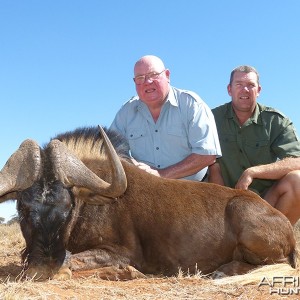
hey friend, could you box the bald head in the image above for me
[134,55,166,76]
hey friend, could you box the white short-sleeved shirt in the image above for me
[110,86,222,181]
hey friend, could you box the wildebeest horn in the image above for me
[0,139,41,202]
[49,126,127,199]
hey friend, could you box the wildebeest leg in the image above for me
[211,260,258,279]
[212,195,296,279]
[72,266,146,280]
[52,265,73,280]
[24,257,73,281]
[212,245,264,278]
[68,249,146,280]
[24,264,72,281]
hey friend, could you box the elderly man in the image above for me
[110,55,221,181]
[209,65,300,225]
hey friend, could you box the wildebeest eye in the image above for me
[19,190,33,202]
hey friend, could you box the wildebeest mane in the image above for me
[49,126,130,160]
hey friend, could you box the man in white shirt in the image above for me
[110,55,221,181]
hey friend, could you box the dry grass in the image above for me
[1,222,300,299]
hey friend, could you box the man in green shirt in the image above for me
[209,65,300,225]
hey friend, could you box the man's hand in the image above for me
[131,159,161,177]
[235,168,254,190]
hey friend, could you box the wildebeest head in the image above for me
[0,126,129,280]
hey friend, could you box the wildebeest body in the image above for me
[66,162,293,276]
[0,126,296,280]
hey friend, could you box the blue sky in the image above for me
[0,0,299,221]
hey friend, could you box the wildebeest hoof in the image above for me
[53,266,72,280]
[211,270,226,279]
[124,265,147,279]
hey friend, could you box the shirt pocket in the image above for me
[127,128,148,160]
[219,134,237,158]
[244,139,271,165]
[166,124,188,149]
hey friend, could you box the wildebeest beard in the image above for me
[18,178,74,273]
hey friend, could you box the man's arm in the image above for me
[208,162,225,185]
[133,153,216,179]
[235,157,300,190]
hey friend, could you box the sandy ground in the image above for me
[1,223,300,299]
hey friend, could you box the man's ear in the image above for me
[165,69,170,82]
[227,84,232,96]
[257,85,262,97]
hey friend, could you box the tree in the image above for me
[6,214,19,225]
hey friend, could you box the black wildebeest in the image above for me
[0,126,296,280]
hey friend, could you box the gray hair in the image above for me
[229,65,260,85]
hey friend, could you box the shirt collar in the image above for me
[226,102,262,125]
[137,86,177,110]
[166,87,178,107]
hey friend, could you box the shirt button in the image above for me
[156,147,159,150]
[157,165,160,168]
[130,134,133,137]
[155,129,158,132]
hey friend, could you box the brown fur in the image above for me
[9,128,296,281]
[58,153,296,279]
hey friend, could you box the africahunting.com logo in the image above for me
[258,276,300,295]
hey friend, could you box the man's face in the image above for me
[134,59,170,108]
[227,71,261,114]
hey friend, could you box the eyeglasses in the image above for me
[133,70,165,85]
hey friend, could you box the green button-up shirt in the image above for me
[212,102,300,195]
